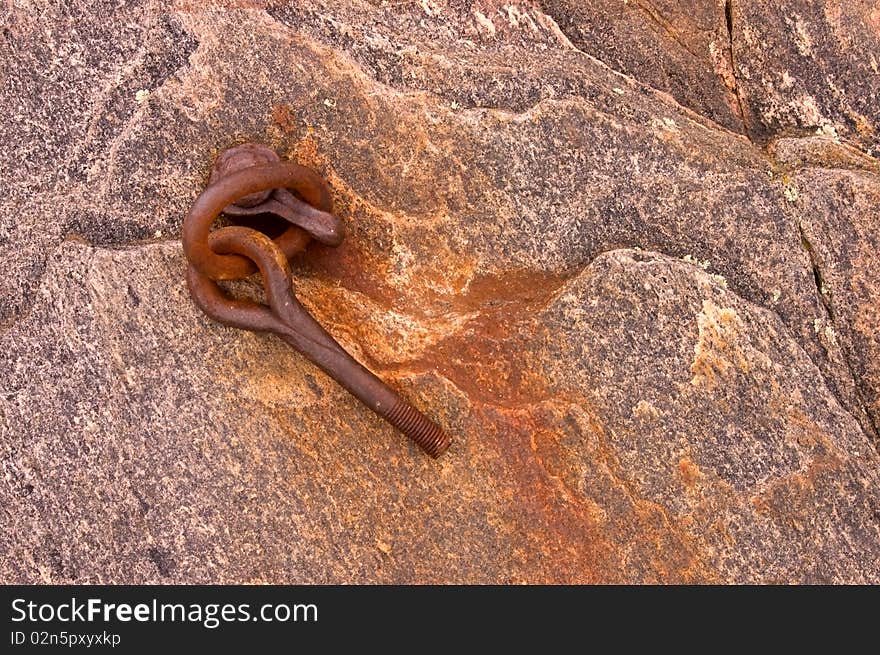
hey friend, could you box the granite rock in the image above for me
[1,1,878,583]
[730,0,880,155]
[539,0,745,134]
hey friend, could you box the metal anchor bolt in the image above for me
[182,143,451,457]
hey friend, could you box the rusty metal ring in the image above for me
[182,161,332,280]
[185,229,290,336]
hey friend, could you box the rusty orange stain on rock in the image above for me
[270,104,297,134]
[678,458,702,488]
[477,406,614,583]
[454,269,569,313]
[503,405,712,583]
[297,237,402,308]
[374,270,570,405]
[289,135,330,170]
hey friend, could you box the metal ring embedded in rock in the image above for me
[182,158,332,280]
[181,143,451,458]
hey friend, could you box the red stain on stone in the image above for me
[679,458,701,487]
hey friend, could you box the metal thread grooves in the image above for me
[382,398,451,458]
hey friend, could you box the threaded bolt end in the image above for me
[381,398,451,458]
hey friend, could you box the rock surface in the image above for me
[731,0,880,155]
[539,0,745,133]
[1,1,879,583]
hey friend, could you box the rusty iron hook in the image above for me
[182,143,450,457]
[207,143,343,248]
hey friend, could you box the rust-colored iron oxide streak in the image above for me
[182,143,450,457]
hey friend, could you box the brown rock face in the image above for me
[539,0,746,133]
[1,1,878,583]
[789,161,880,448]
[730,0,880,155]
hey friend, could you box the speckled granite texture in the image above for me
[1,1,878,583]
